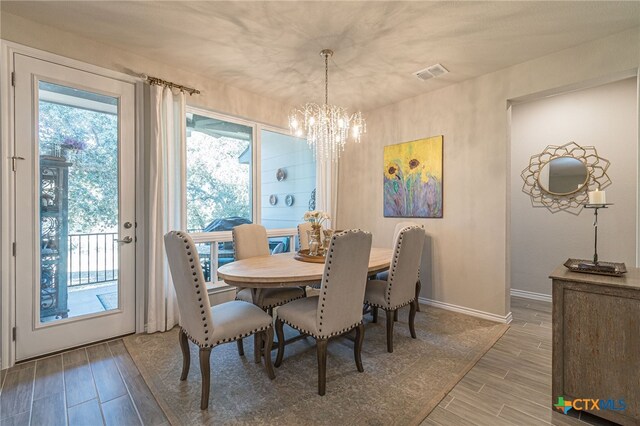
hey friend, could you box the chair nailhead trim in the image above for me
[365,298,415,311]
[174,231,212,342]
[180,325,272,348]
[278,317,363,340]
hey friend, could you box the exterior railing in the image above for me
[67,232,118,287]
[66,228,299,287]
[189,228,298,283]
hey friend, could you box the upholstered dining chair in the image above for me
[232,224,306,357]
[233,224,305,314]
[377,221,423,314]
[297,222,314,251]
[364,226,424,353]
[274,230,373,396]
[164,231,275,410]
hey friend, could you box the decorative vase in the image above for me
[308,224,322,256]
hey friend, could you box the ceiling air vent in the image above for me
[414,63,449,81]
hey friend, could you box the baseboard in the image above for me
[418,297,512,324]
[510,288,552,303]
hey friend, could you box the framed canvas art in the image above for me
[383,135,443,218]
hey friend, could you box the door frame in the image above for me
[0,41,145,369]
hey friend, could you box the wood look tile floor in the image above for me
[0,340,167,426]
[0,297,616,425]
[422,297,615,426]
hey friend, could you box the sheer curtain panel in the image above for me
[316,157,338,228]
[146,85,186,333]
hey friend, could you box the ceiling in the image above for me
[2,1,639,111]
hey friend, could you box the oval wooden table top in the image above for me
[218,247,393,288]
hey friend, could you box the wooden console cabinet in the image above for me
[550,265,640,425]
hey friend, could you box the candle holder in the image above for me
[563,203,627,277]
[584,203,613,265]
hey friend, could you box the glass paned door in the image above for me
[14,54,136,360]
[38,81,121,322]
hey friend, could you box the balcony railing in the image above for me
[66,228,299,288]
[189,228,298,283]
[68,232,118,287]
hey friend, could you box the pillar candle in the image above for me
[588,189,606,205]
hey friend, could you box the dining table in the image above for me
[217,247,393,348]
[217,247,394,301]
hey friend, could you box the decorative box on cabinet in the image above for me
[40,156,72,319]
[550,265,640,426]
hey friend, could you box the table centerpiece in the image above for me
[295,210,331,262]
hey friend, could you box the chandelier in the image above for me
[289,49,366,162]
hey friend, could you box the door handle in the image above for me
[11,156,25,171]
[115,236,133,244]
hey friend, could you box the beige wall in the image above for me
[0,12,290,127]
[511,77,638,296]
[338,28,640,318]
[2,11,639,319]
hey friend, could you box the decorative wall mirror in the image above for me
[521,141,611,215]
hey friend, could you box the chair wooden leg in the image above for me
[372,306,378,323]
[254,333,262,363]
[236,339,245,357]
[386,309,395,353]
[199,347,212,410]
[409,300,417,339]
[394,309,399,322]
[415,280,421,312]
[317,338,328,396]
[274,318,286,368]
[263,327,276,379]
[354,323,364,372]
[179,329,190,381]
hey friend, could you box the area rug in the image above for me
[124,306,508,425]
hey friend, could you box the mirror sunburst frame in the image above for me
[521,141,611,215]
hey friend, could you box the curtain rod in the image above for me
[143,75,201,96]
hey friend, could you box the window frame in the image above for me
[185,107,309,283]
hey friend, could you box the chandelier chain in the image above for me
[325,53,329,105]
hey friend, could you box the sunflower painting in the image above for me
[383,136,443,218]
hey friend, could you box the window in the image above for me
[260,129,315,230]
[185,112,253,233]
[185,110,316,282]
